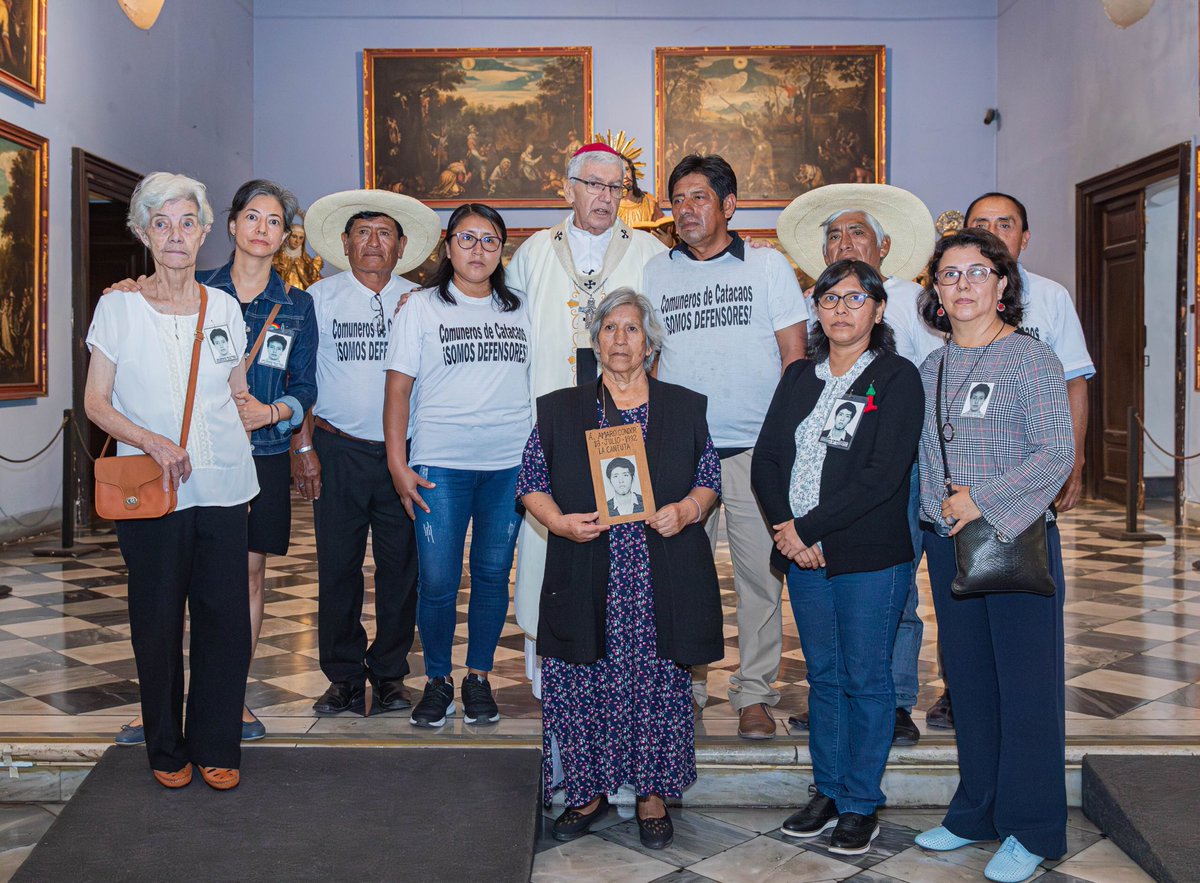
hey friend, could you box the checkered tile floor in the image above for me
[0,500,1196,744]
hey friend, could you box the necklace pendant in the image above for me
[940,422,955,442]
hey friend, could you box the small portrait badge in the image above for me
[819,394,868,450]
[959,382,994,418]
[206,325,239,364]
[257,329,294,371]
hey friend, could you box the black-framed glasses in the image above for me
[452,231,502,253]
[934,265,997,286]
[568,176,628,198]
[815,291,876,310]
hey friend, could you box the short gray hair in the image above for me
[589,287,664,372]
[566,149,624,183]
[820,209,887,256]
[127,172,214,233]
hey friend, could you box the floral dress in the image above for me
[516,401,721,806]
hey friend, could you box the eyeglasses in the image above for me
[569,177,628,198]
[815,291,876,310]
[452,231,502,253]
[934,266,998,286]
[371,293,385,335]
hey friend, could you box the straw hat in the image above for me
[775,183,935,283]
[305,190,441,276]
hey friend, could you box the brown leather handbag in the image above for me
[94,286,208,520]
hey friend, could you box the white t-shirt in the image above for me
[647,242,810,447]
[1019,266,1096,381]
[85,289,258,510]
[384,283,532,470]
[310,270,418,441]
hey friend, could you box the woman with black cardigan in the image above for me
[752,259,923,855]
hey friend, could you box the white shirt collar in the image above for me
[565,216,614,275]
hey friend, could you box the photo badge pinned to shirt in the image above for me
[959,381,994,419]
[206,324,239,365]
[257,327,294,371]
[819,394,868,451]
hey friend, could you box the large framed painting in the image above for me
[655,45,886,207]
[0,118,47,399]
[364,48,592,208]
[0,0,45,102]
[405,227,539,289]
[736,229,816,290]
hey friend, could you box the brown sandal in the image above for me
[152,765,193,788]
[198,766,240,790]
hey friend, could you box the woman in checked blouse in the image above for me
[912,229,1073,883]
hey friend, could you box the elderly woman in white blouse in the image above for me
[84,172,258,791]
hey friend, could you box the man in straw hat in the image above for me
[507,141,667,695]
[646,154,809,740]
[290,189,441,717]
[776,182,939,746]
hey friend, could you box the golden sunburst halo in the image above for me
[594,129,646,177]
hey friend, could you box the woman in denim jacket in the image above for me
[110,180,318,745]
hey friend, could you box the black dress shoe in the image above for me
[926,692,954,729]
[893,707,920,745]
[828,811,880,855]
[637,807,674,850]
[552,795,608,842]
[369,675,413,712]
[787,709,810,731]
[312,681,365,716]
[780,792,839,838]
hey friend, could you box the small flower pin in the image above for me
[864,382,878,413]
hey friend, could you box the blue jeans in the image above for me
[788,561,910,815]
[412,465,521,679]
[890,466,925,710]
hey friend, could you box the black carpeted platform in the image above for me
[1082,753,1200,883]
[15,746,540,882]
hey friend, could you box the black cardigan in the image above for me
[751,351,924,577]
[532,377,724,666]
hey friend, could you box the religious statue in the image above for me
[273,217,323,290]
[596,130,665,229]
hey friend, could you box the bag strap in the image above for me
[935,352,953,498]
[245,301,283,365]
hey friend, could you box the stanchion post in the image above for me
[32,409,100,559]
[1097,406,1165,543]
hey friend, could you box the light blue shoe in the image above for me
[915,825,983,851]
[241,710,266,742]
[114,724,145,746]
[984,836,1044,883]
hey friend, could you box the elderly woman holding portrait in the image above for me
[84,173,258,791]
[912,229,1073,882]
[751,259,923,856]
[517,288,722,851]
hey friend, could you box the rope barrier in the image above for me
[1136,414,1200,462]
[0,414,67,464]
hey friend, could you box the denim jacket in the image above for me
[197,261,318,456]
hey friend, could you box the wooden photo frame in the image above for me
[586,424,657,525]
[0,118,47,400]
[364,47,592,208]
[0,0,46,102]
[655,45,886,207]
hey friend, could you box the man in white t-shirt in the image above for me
[775,183,937,746]
[290,189,441,717]
[646,154,809,740]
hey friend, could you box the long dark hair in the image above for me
[428,203,520,312]
[918,228,1023,333]
[806,259,896,363]
[624,157,645,200]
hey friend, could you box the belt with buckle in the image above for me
[314,416,384,446]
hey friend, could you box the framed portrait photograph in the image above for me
[0,0,45,102]
[404,227,539,289]
[655,45,886,207]
[363,47,593,207]
[0,118,47,400]
[586,424,657,525]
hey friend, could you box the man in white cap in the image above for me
[292,189,441,717]
[646,154,809,741]
[776,182,938,745]
[507,141,667,694]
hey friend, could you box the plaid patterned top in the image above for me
[918,331,1074,540]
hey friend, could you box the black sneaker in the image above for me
[780,792,839,838]
[462,673,500,724]
[828,811,880,855]
[410,676,455,728]
[893,707,920,745]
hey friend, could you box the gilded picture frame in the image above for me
[0,0,46,102]
[655,45,886,208]
[0,118,48,400]
[363,47,593,208]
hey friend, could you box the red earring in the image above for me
[997,302,1006,312]
[936,306,945,317]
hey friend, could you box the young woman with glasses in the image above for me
[382,202,531,728]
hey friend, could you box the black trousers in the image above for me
[313,427,418,685]
[116,505,251,772]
